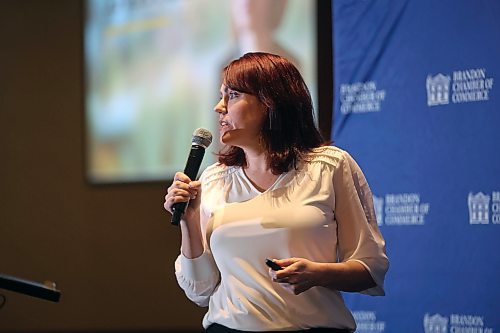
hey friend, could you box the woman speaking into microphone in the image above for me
[164,52,389,333]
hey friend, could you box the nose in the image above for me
[214,98,227,114]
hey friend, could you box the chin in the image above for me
[220,131,232,144]
[220,129,246,147]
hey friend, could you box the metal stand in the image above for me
[0,273,61,302]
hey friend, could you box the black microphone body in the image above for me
[171,128,212,226]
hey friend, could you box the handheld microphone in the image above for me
[171,128,212,226]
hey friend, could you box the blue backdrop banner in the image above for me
[332,1,500,332]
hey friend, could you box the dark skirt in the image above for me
[206,323,353,333]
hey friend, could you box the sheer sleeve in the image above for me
[174,249,220,307]
[173,167,221,306]
[333,150,389,296]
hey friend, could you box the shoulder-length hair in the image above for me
[218,52,325,174]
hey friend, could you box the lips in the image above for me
[219,120,230,130]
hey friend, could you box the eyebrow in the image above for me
[221,87,237,96]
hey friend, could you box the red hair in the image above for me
[218,52,325,174]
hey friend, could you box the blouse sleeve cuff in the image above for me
[347,259,387,296]
[177,250,219,282]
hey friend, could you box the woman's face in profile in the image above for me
[214,84,267,148]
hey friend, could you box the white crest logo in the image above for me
[373,195,384,226]
[468,192,490,224]
[424,313,448,333]
[426,74,451,106]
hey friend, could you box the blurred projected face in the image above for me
[213,84,267,149]
[231,0,287,34]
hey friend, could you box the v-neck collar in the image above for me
[238,167,287,194]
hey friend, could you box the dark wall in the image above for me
[0,0,205,331]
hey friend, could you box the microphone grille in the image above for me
[192,128,213,148]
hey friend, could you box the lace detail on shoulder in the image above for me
[306,146,344,167]
[201,163,237,185]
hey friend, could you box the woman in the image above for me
[164,52,389,333]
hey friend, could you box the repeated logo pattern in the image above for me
[468,191,500,225]
[424,313,494,333]
[373,193,430,226]
[426,68,494,107]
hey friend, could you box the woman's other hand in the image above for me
[269,258,323,295]
[269,257,376,295]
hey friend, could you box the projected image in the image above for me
[85,0,317,183]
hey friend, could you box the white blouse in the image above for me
[174,146,389,331]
